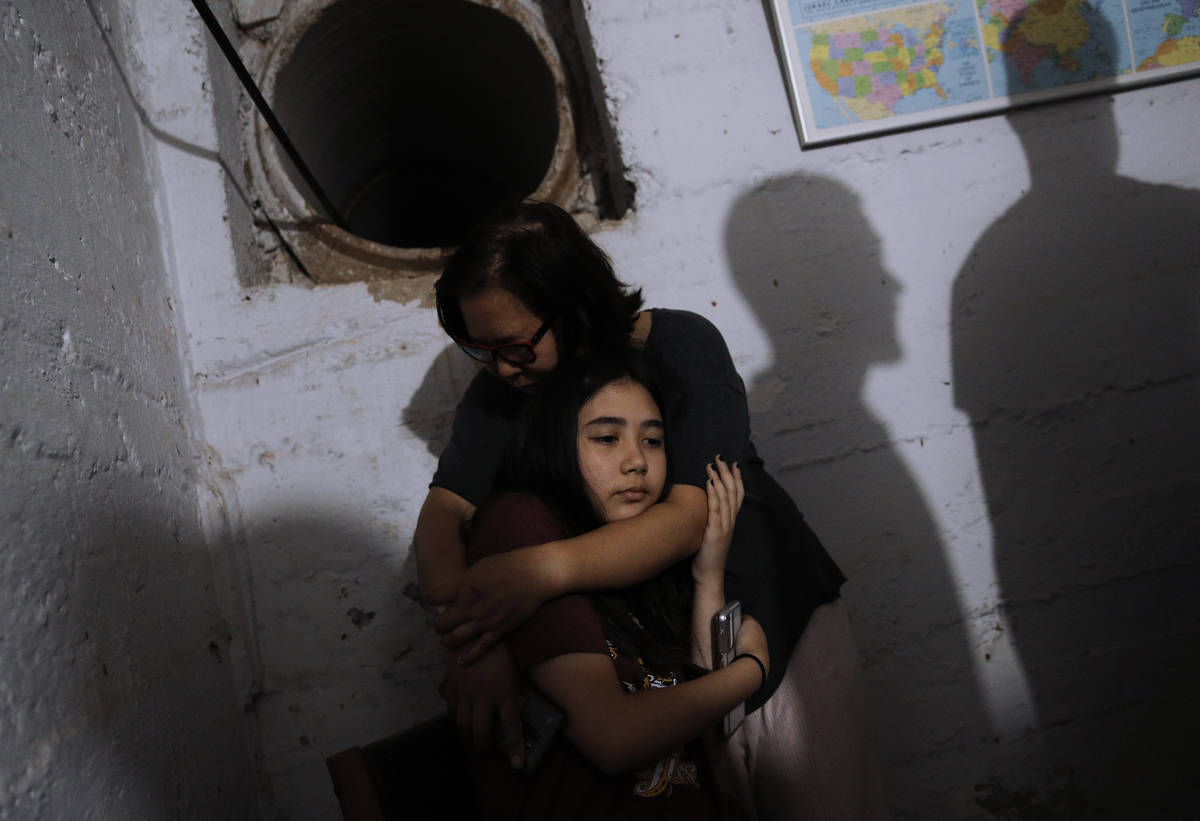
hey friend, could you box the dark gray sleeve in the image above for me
[650,311,752,490]
[429,370,522,508]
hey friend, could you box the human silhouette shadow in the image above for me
[402,344,484,459]
[952,12,1200,815]
[726,174,993,814]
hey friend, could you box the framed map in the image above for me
[769,0,1200,145]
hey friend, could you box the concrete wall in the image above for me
[7,0,1195,818]
[0,1,258,817]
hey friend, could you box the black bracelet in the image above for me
[733,653,766,693]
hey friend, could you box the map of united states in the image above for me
[806,5,954,120]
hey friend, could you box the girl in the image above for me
[466,353,762,817]
[416,201,884,819]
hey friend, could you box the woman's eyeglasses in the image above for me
[457,316,555,366]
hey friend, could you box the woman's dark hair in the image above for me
[500,351,701,680]
[435,201,644,359]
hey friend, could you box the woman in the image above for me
[415,201,884,819]
[467,352,761,817]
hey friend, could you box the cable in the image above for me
[190,0,349,231]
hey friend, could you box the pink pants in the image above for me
[712,600,888,820]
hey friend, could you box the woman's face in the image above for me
[459,286,559,390]
[576,379,668,523]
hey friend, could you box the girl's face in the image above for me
[576,379,668,523]
[459,286,559,390]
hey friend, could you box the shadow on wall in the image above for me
[244,507,429,695]
[724,175,993,813]
[7,501,258,817]
[951,11,1200,815]
[403,345,484,459]
[238,506,443,818]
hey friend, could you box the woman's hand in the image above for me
[692,456,744,586]
[433,544,566,662]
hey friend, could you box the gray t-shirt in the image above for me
[431,308,844,710]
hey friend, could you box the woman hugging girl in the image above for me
[417,201,885,819]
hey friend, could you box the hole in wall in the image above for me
[247,0,631,288]
[271,0,561,249]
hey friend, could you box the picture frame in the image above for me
[767,0,1200,146]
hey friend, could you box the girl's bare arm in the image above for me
[531,625,767,776]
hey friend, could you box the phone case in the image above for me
[712,600,746,736]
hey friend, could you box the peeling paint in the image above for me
[367,276,436,306]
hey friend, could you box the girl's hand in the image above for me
[692,456,744,585]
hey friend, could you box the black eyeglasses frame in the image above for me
[456,315,557,366]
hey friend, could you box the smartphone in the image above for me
[495,684,564,771]
[712,600,745,736]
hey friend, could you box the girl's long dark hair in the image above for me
[499,352,702,680]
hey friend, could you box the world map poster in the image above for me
[771,0,1200,144]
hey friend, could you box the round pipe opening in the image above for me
[268,0,564,249]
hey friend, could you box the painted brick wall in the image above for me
[0,1,256,816]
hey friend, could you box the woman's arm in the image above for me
[413,486,475,612]
[531,624,767,775]
[414,487,527,767]
[551,481,708,588]
[436,482,707,657]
